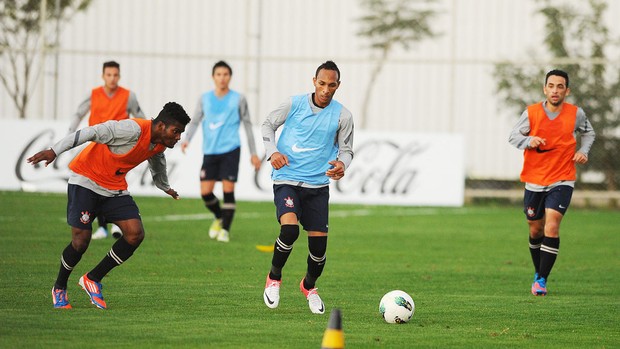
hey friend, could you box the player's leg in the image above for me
[79,195,143,309]
[53,184,97,308]
[538,186,573,288]
[216,148,240,242]
[201,154,223,238]
[524,189,545,284]
[299,186,329,314]
[264,185,301,308]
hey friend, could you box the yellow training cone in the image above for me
[255,245,274,253]
[321,308,344,349]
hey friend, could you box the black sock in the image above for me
[269,225,300,280]
[221,192,236,231]
[88,238,138,282]
[304,236,327,290]
[529,236,544,274]
[55,243,84,289]
[202,193,222,219]
[539,237,560,279]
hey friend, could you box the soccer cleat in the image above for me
[92,226,108,240]
[300,278,325,314]
[216,229,230,243]
[263,275,281,309]
[110,224,123,239]
[209,219,222,239]
[52,287,72,309]
[78,274,107,309]
[531,276,547,296]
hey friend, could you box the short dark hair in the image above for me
[315,60,340,81]
[545,69,569,87]
[102,61,120,73]
[212,60,232,76]
[154,102,190,126]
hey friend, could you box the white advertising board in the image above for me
[2,120,464,206]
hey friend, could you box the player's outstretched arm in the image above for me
[27,149,57,167]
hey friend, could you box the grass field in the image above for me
[0,190,618,348]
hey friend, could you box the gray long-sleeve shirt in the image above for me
[68,89,146,133]
[52,119,171,197]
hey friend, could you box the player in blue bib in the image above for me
[181,61,261,243]
[261,61,355,314]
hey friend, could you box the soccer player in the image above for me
[509,69,595,296]
[261,61,354,314]
[69,61,147,240]
[27,102,190,309]
[180,61,261,243]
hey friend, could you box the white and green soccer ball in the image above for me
[379,290,415,324]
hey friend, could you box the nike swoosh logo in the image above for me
[535,147,555,153]
[318,303,325,313]
[559,205,566,209]
[209,121,224,130]
[291,143,319,153]
[264,292,275,305]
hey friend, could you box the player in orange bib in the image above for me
[28,102,190,309]
[509,69,595,296]
[68,61,147,240]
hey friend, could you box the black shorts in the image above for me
[273,184,329,233]
[523,185,573,220]
[67,184,141,230]
[200,147,240,182]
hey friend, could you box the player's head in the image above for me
[153,102,191,148]
[102,61,121,91]
[313,60,341,107]
[212,60,232,90]
[544,69,570,107]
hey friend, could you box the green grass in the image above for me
[0,190,619,348]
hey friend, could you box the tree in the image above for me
[494,0,620,190]
[0,0,92,119]
[356,0,440,129]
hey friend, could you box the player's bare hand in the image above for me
[326,160,345,180]
[250,154,262,172]
[165,188,180,200]
[26,149,57,167]
[270,152,289,170]
[180,142,189,154]
[528,136,546,149]
[573,152,588,164]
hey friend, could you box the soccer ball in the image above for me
[379,290,415,324]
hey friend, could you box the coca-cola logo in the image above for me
[335,139,428,195]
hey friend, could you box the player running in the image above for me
[261,61,354,314]
[509,69,595,296]
[180,61,261,243]
[28,102,190,309]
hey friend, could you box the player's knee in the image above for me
[279,224,300,245]
[223,192,235,204]
[201,193,218,205]
[123,233,144,247]
[71,228,91,252]
[308,236,327,259]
